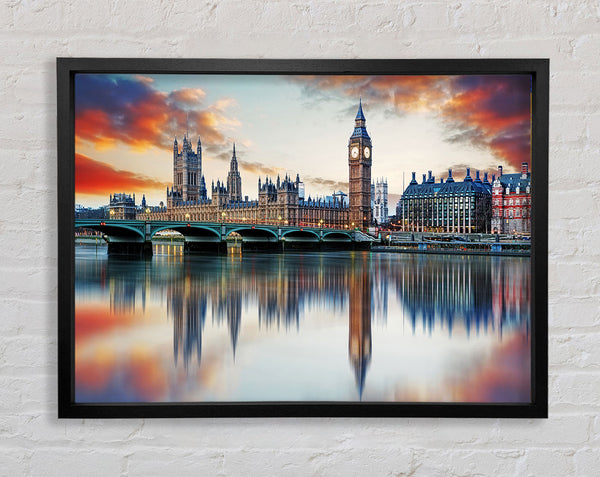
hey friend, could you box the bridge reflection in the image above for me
[75,248,530,397]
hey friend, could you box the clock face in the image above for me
[364,146,371,158]
[351,146,359,158]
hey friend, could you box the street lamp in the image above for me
[109,209,115,219]
[221,211,226,223]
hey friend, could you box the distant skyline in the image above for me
[75,73,532,208]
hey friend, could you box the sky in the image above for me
[74,73,532,208]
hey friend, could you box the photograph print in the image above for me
[71,66,536,411]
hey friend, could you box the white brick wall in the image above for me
[0,1,598,475]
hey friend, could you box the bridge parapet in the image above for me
[75,219,365,255]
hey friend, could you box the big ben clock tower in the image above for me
[348,99,372,231]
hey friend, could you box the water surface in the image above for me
[75,245,531,403]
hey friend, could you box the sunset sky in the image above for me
[75,73,532,208]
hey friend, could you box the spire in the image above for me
[351,98,370,140]
[230,142,238,171]
[186,111,189,139]
[355,97,365,121]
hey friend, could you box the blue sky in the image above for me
[75,73,531,208]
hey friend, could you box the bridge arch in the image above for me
[75,223,145,241]
[322,231,352,242]
[150,224,220,241]
[281,229,320,241]
[227,226,279,241]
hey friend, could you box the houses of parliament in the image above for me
[141,101,373,230]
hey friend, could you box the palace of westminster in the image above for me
[103,100,531,235]
[124,101,374,231]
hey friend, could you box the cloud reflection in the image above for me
[75,248,531,403]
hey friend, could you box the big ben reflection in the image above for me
[348,252,372,399]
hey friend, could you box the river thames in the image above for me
[75,245,531,403]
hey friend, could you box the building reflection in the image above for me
[348,253,372,399]
[76,245,531,397]
[168,261,208,369]
[380,254,530,338]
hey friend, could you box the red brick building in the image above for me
[491,163,531,235]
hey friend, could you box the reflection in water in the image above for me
[348,253,372,399]
[75,245,531,403]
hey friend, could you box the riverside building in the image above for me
[398,168,492,233]
[491,163,532,234]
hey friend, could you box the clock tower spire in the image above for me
[348,99,372,231]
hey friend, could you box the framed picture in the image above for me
[58,58,548,418]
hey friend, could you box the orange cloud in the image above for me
[292,74,446,112]
[75,153,168,196]
[169,87,206,104]
[441,77,531,169]
[75,75,239,156]
[293,74,532,171]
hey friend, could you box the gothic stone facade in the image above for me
[371,177,388,225]
[491,163,532,234]
[108,193,137,220]
[348,100,372,231]
[140,103,376,229]
[168,134,206,206]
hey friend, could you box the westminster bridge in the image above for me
[74,219,375,256]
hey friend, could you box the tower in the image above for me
[348,99,372,230]
[171,132,203,204]
[227,143,242,202]
[372,177,388,225]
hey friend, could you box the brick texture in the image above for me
[0,1,598,475]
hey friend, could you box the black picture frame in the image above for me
[58,58,548,418]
